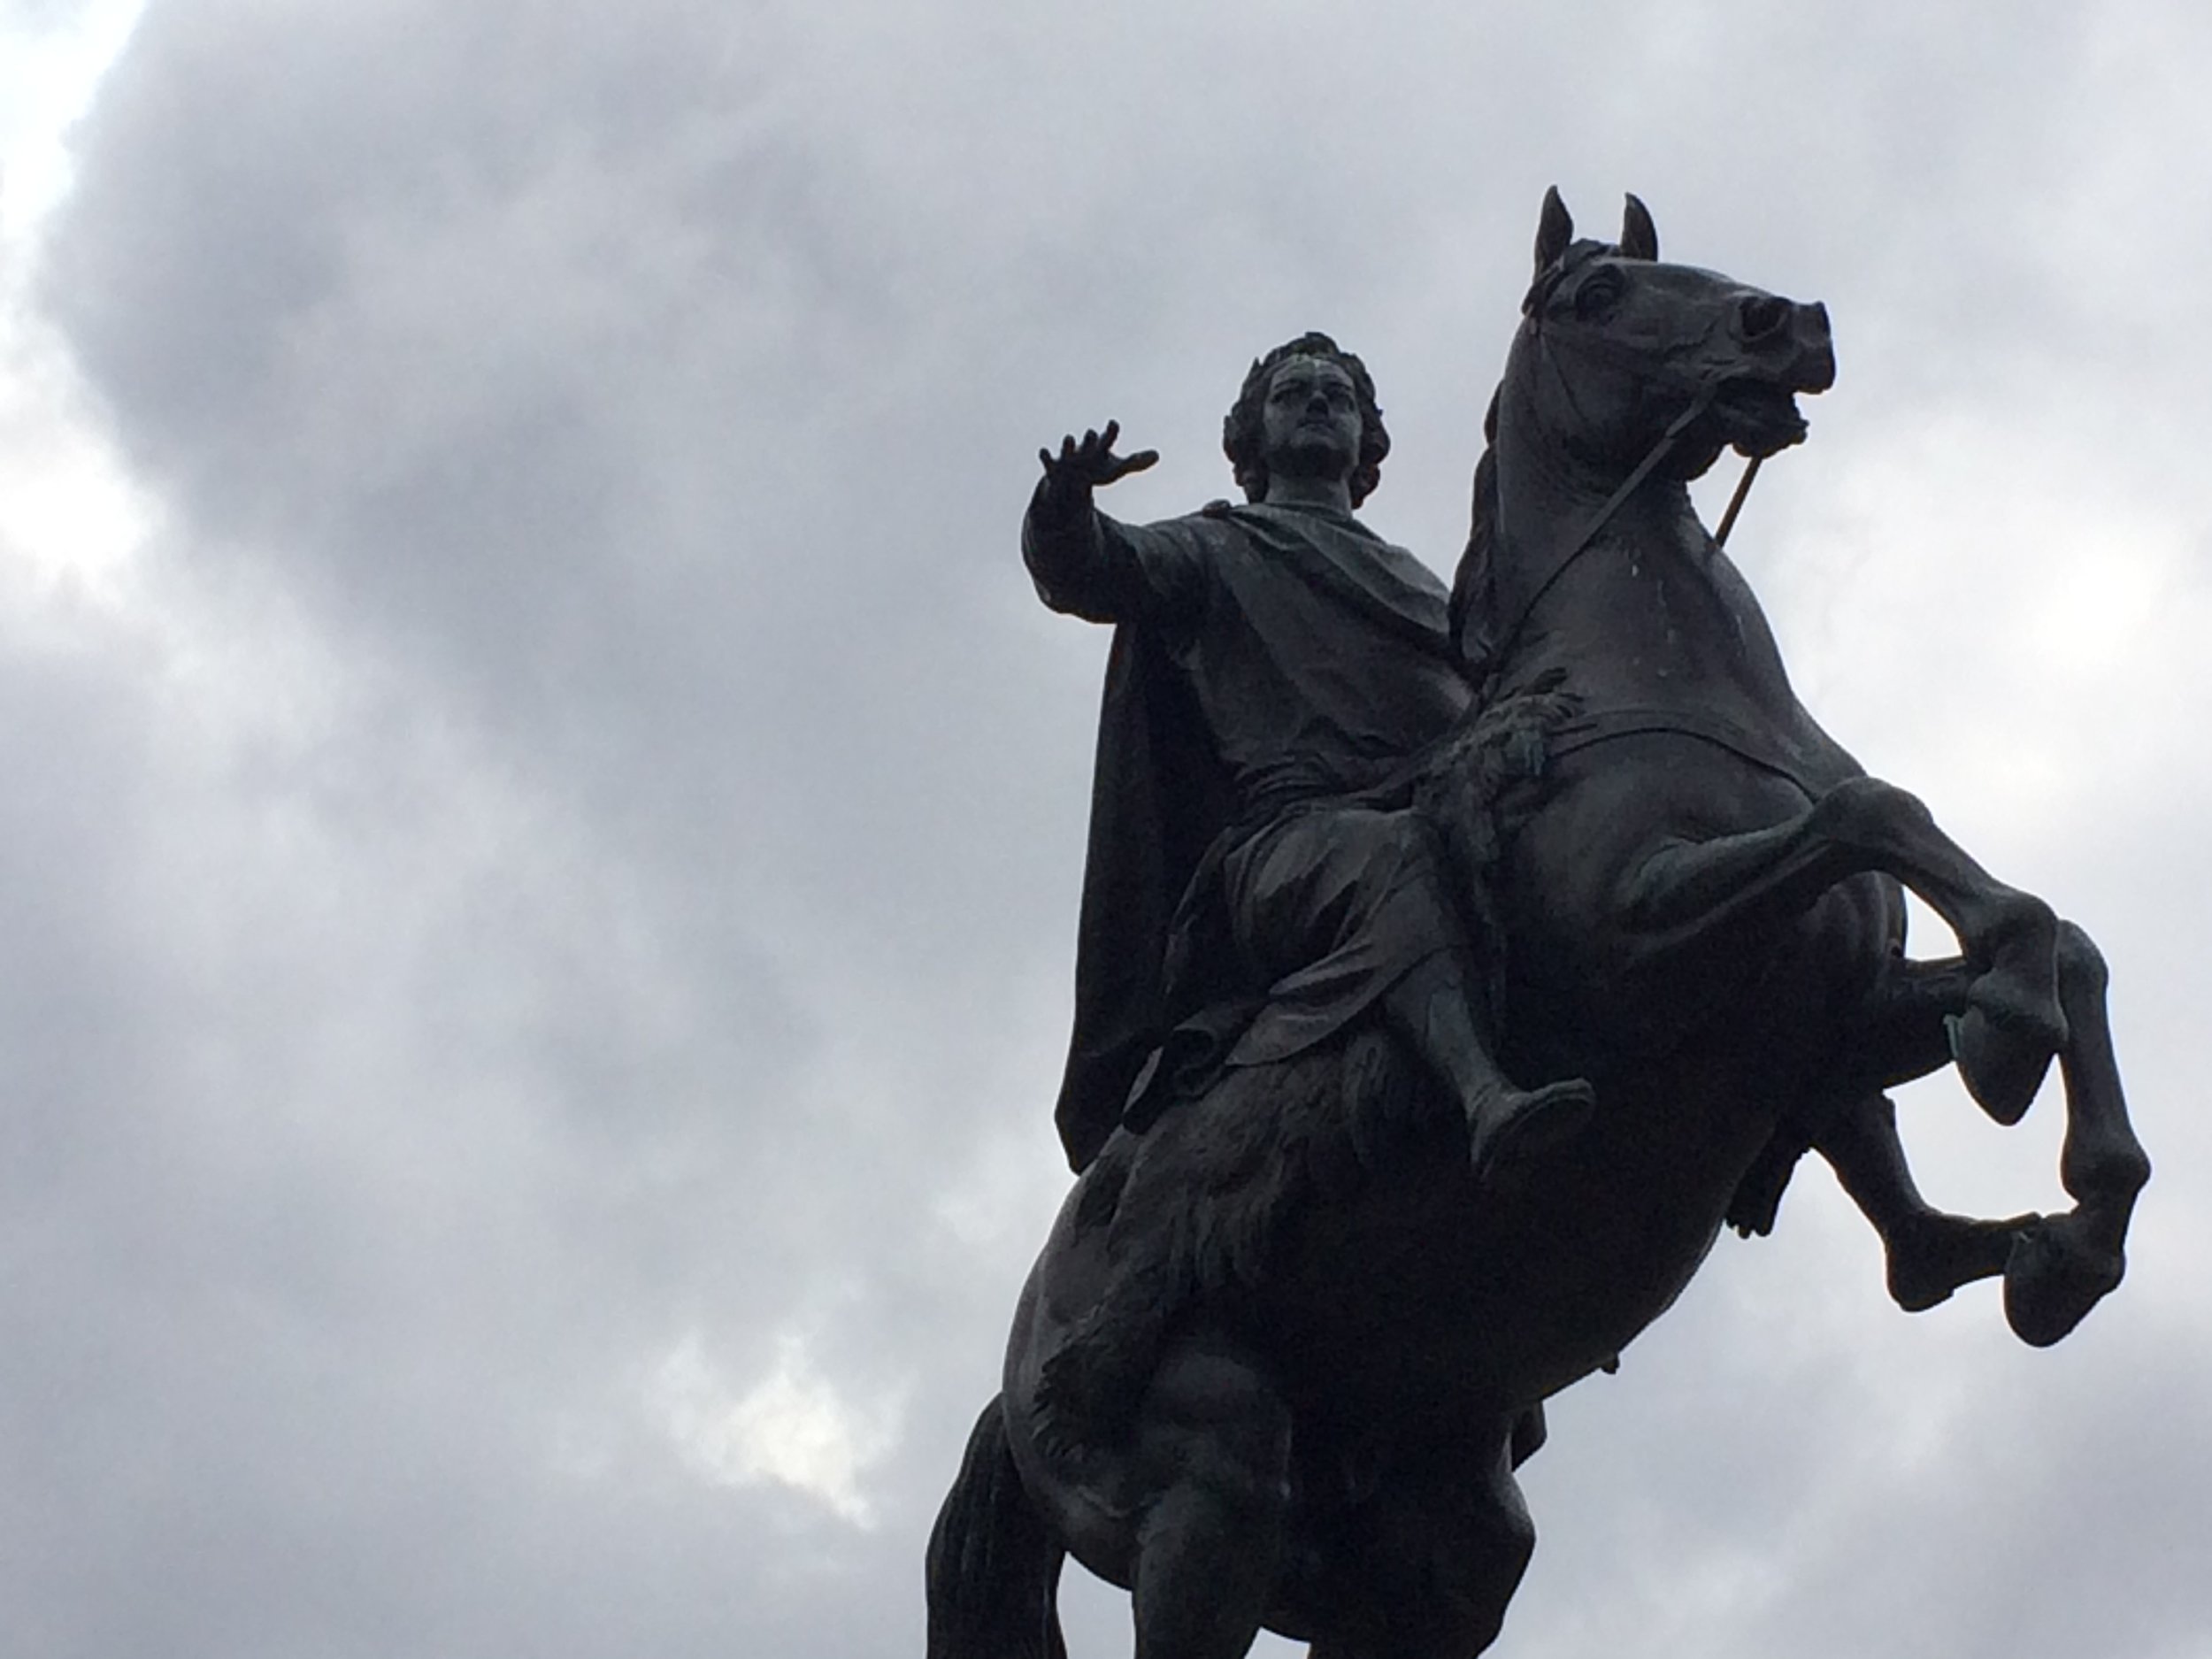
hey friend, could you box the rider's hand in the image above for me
[1036,420,1158,517]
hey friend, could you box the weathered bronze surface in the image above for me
[926,191,2149,1659]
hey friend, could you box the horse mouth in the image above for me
[1709,379,1810,458]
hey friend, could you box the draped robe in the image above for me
[1025,492,1475,1171]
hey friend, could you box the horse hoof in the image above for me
[2003,1213,2124,1348]
[1947,1009,2053,1126]
[1886,1210,2032,1313]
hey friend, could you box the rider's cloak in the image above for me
[1025,494,1464,1172]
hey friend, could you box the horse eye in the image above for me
[1574,275,1625,320]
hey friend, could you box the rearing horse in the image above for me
[926,191,2149,1659]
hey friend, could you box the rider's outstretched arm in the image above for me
[1022,421,1201,623]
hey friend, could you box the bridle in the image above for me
[1483,257,1766,671]
[1485,372,1723,674]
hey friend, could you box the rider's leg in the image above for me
[1381,951,1593,1185]
[1224,807,1593,1188]
[1127,1331,1293,1659]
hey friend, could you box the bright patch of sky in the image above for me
[0,1,150,598]
[650,1330,903,1527]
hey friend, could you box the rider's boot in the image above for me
[1382,955,1595,1190]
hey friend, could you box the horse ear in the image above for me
[1535,187,1574,274]
[1620,194,1658,261]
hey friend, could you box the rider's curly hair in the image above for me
[1222,331,1391,508]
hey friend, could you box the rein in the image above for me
[1487,381,1719,670]
[1713,454,1763,547]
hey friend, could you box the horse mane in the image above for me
[1448,382,1505,687]
[1450,237,1617,685]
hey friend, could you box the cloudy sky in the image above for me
[2,2,2208,1655]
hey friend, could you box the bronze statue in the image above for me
[1025,335,1592,1190]
[926,190,2150,1659]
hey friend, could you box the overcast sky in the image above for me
[1,3,2207,1655]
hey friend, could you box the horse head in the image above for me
[1454,189,1839,673]
[1509,187,1835,483]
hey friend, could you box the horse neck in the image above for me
[1487,393,1705,662]
[1483,396,1810,740]
[1494,421,1701,556]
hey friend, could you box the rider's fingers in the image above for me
[1110,449,1160,479]
[1102,419,1121,450]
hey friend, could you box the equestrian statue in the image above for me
[925,189,2151,1659]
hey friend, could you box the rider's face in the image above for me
[1258,357,1362,491]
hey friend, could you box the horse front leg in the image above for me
[1805,956,2033,1311]
[1619,775,2065,1125]
[2001,922,2152,1346]
[1727,955,2038,1306]
[1825,935,2147,1342]
[1816,1088,2034,1312]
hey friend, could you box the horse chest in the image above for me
[1594,540,1786,705]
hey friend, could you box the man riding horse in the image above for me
[1025,327,2014,1317]
[940,195,2147,1659]
[1025,333,1593,1185]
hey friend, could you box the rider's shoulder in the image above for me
[1133,502,1246,551]
[1173,500,1267,541]
[1147,500,1237,531]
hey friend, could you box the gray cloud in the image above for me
[6,1,2208,1654]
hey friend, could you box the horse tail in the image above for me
[925,1394,1066,1659]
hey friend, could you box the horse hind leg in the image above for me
[2001,921,2152,1347]
[1126,1330,1294,1659]
[1301,1427,1535,1659]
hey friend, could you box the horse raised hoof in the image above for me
[1468,1077,1596,1192]
[1885,1209,2033,1313]
[2002,1210,2125,1348]
[1947,1007,2056,1127]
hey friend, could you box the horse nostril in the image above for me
[1740,296,1788,341]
